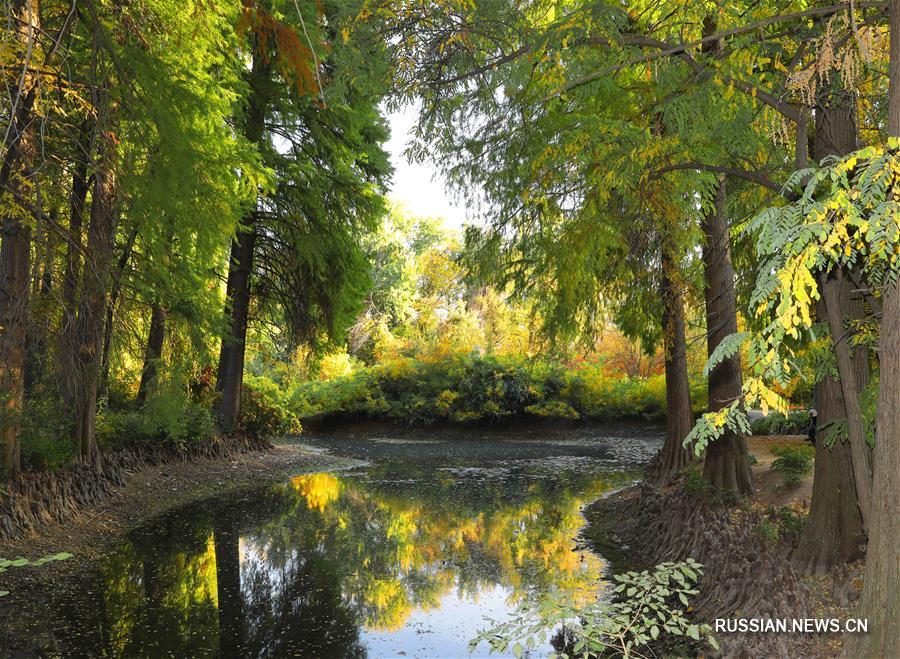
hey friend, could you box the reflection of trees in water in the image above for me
[240,546,366,657]
[30,463,625,656]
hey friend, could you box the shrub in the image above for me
[751,410,810,436]
[771,444,814,487]
[96,397,216,451]
[755,519,780,544]
[19,396,73,471]
[241,376,302,438]
[288,353,696,426]
[777,506,808,543]
[682,467,716,501]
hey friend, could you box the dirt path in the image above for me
[746,434,814,507]
[0,442,359,595]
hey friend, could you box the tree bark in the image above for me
[646,241,695,484]
[793,295,868,574]
[844,273,900,658]
[812,89,872,531]
[819,269,873,531]
[217,228,256,430]
[215,51,270,430]
[795,72,873,572]
[842,2,900,654]
[71,131,118,461]
[0,0,40,479]
[700,179,753,496]
[136,303,167,404]
[59,119,91,404]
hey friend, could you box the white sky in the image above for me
[385,105,470,231]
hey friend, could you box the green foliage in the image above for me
[683,399,752,458]
[704,332,750,377]
[756,506,808,546]
[240,376,303,438]
[694,143,900,454]
[19,397,73,471]
[754,519,780,545]
[750,410,811,436]
[0,552,73,597]
[469,559,717,658]
[289,354,698,425]
[776,506,808,544]
[771,445,815,488]
[96,375,217,452]
[682,467,715,500]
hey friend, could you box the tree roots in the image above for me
[0,435,270,543]
[616,485,809,658]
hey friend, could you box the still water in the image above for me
[16,428,660,658]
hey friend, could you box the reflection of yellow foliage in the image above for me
[364,578,411,632]
[164,536,218,611]
[292,472,342,512]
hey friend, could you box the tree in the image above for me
[216,0,391,428]
[700,180,753,496]
[845,3,900,653]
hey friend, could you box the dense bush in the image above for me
[96,396,216,452]
[771,444,815,487]
[240,376,303,438]
[288,354,707,425]
[20,396,73,470]
[750,410,810,436]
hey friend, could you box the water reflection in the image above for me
[12,435,654,657]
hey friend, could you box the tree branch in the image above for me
[555,2,886,98]
[652,162,791,198]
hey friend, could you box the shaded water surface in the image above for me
[11,428,660,658]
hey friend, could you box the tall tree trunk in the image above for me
[0,212,31,480]
[136,303,167,404]
[818,269,873,531]
[843,3,900,654]
[72,131,118,461]
[700,179,753,496]
[215,51,270,430]
[23,206,54,393]
[812,84,873,528]
[59,120,91,404]
[793,294,868,574]
[795,76,872,571]
[0,0,40,479]
[217,228,256,430]
[845,268,900,658]
[646,242,695,484]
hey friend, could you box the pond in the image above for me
[12,427,661,658]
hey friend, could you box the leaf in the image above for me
[704,332,749,377]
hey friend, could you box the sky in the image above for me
[384,105,470,231]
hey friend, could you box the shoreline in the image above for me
[579,435,856,658]
[0,442,360,600]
